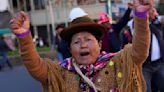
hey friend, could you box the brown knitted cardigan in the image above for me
[18,17,150,92]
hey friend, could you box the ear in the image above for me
[98,40,102,49]
[69,47,72,54]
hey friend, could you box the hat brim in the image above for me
[60,23,106,42]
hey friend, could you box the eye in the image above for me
[73,41,79,44]
[86,38,92,41]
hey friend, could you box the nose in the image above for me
[81,40,87,48]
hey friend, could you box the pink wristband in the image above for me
[15,30,30,38]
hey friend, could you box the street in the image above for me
[0,66,42,92]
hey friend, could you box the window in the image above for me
[77,0,96,5]
[99,0,107,3]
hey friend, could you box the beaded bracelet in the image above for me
[15,30,30,38]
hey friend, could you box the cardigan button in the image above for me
[75,75,80,81]
[108,60,114,67]
[97,79,101,83]
[117,72,122,78]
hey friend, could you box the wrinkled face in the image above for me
[70,31,101,65]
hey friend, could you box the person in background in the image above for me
[120,26,132,49]
[0,36,13,70]
[53,24,71,62]
[9,0,152,91]
[125,8,164,92]
[143,8,164,92]
[98,3,132,53]
[36,37,44,47]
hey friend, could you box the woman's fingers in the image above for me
[19,11,30,29]
[19,11,29,22]
[10,11,30,34]
[133,0,140,7]
[132,0,154,12]
[10,12,24,27]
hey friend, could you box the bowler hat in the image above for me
[60,7,106,43]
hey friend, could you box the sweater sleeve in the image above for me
[131,15,150,65]
[18,34,48,83]
[114,13,150,92]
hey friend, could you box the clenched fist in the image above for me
[10,11,30,35]
[131,0,153,12]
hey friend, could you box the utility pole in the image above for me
[30,0,38,42]
[107,0,112,23]
[63,0,68,27]
[45,0,51,47]
[47,0,55,48]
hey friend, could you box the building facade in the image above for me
[7,0,108,46]
[7,0,132,46]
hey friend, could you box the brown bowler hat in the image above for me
[60,8,106,42]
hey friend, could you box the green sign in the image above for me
[0,28,11,35]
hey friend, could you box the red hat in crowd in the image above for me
[98,12,110,24]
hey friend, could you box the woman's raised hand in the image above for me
[10,11,30,35]
[132,0,153,12]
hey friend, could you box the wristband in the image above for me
[134,11,148,19]
[15,30,30,38]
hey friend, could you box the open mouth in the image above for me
[80,52,90,56]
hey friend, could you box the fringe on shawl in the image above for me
[118,44,146,92]
[42,59,66,92]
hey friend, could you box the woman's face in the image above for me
[70,31,101,65]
